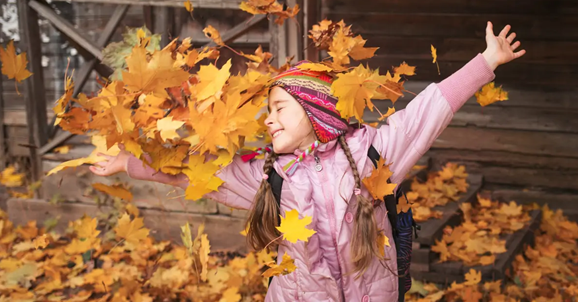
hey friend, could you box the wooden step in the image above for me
[411,209,541,285]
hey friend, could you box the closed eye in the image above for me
[277,107,284,112]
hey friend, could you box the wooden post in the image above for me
[304,0,319,61]
[17,0,48,186]
[0,45,5,170]
[286,0,304,62]
[155,6,173,47]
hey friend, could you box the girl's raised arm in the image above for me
[373,22,525,184]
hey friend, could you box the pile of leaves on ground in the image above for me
[0,203,279,301]
[432,196,532,267]
[408,203,578,301]
[404,163,470,222]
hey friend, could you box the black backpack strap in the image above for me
[266,168,284,287]
[268,169,283,215]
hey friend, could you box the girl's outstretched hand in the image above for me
[482,21,526,71]
[89,144,132,176]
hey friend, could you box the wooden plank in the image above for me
[427,149,578,172]
[286,0,304,61]
[18,0,49,183]
[51,0,242,9]
[432,126,578,159]
[472,164,577,190]
[375,81,578,110]
[7,198,248,252]
[367,104,578,134]
[0,59,5,169]
[366,57,578,86]
[327,13,578,41]
[489,189,578,212]
[29,1,102,60]
[324,0,578,15]
[363,36,578,65]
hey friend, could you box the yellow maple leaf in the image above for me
[64,238,93,255]
[361,157,398,201]
[199,233,211,282]
[92,183,133,202]
[464,268,482,285]
[296,62,335,73]
[349,35,379,61]
[262,252,297,278]
[475,82,508,107]
[53,145,71,154]
[219,286,241,302]
[156,116,184,142]
[0,40,32,94]
[275,209,316,243]
[114,213,150,244]
[203,25,225,46]
[72,215,101,239]
[394,62,416,76]
[332,64,386,121]
[183,0,194,12]
[180,222,194,256]
[500,201,522,217]
[33,234,49,250]
[377,231,390,258]
[377,107,395,121]
[431,44,441,75]
[328,28,356,66]
[0,166,24,187]
[195,59,232,103]
[122,46,190,97]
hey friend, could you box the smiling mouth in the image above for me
[272,130,284,138]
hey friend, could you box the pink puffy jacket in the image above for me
[126,54,495,302]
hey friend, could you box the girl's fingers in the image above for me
[499,24,511,38]
[511,40,521,51]
[96,152,113,160]
[485,21,495,37]
[506,32,516,44]
[514,49,526,59]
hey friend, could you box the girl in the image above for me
[90,22,525,301]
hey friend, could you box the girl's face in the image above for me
[265,87,317,154]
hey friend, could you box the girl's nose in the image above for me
[264,113,274,125]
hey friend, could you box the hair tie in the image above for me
[262,174,269,180]
[283,140,320,175]
[353,188,361,196]
[240,146,272,162]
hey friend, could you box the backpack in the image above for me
[266,145,419,301]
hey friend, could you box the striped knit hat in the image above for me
[270,61,349,143]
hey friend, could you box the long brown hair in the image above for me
[338,135,386,278]
[245,152,281,252]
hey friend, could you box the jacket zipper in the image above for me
[314,155,345,302]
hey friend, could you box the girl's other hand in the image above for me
[482,21,526,71]
[89,144,132,176]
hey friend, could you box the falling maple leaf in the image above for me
[203,25,225,46]
[0,166,25,187]
[0,40,32,94]
[394,62,416,76]
[114,213,150,244]
[361,157,397,200]
[275,209,316,243]
[262,252,297,278]
[240,0,300,25]
[92,183,133,202]
[377,231,390,258]
[377,107,395,121]
[156,116,185,142]
[184,0,194,13]
[475,82,508,107]
[431,44,440,75]
[332,64,387,121]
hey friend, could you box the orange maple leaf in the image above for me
[203,25,225,46]
[0,40,32,94]
[475,82,508,107]
[92,183,133,202]
[361,157,398,201]
[114,213,150,245]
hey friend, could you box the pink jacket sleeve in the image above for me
[126,154,264,210]
[373,53,495,184]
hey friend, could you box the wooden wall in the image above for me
[324,0,578,208]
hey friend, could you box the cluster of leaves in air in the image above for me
[0,165,41,199]
[406,205,578,302]
[46,15,417,201]
[432,196,532,267]
[405,163,470,222]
